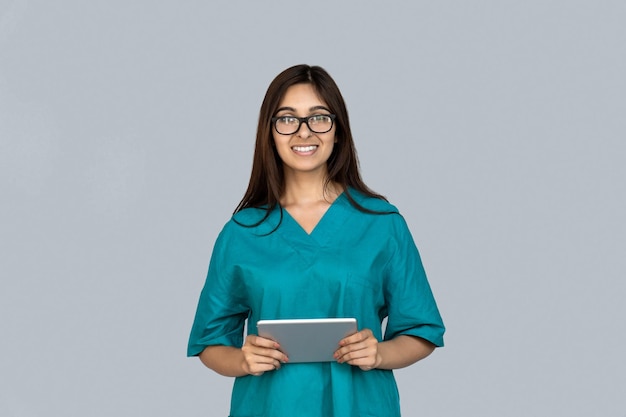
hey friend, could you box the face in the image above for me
[272,83,337,178]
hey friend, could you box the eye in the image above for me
[309,115,331,124]
[277,116,299,125]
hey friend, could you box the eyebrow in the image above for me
[275,105,332,114]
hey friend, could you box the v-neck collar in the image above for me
[281,191,349,246]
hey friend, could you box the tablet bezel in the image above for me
[256,318,358,363]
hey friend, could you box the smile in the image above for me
[292,145,318,153]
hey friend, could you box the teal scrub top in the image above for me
[188,190,445,417]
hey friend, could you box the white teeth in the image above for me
[292,145,317,152]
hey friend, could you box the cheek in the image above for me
[273,138,291,161]
[329,127,338,144]
[325,133,338,148]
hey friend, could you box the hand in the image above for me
[333,328,381,371]
[241,335,289,376]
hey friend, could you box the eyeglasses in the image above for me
[271,114,336,135]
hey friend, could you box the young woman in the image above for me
[188,64,445,417]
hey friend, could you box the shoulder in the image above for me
[231,206,272,225]
[210,208,280,260]
[345,188,400,214]
[226,206,282,235]
[343,188,415,237]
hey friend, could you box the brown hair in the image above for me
[234,64,388,223]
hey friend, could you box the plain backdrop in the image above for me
[1,1,625,416]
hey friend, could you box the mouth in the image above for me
[292,145,318,154]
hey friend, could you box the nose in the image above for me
[296,121,312,138]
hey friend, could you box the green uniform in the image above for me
[188,190,445,417]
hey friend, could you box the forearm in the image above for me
[376,335,436,370]
[199,345,247,377]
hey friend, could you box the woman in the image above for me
[188,64,445,417]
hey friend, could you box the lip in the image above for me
[291,145,318,155]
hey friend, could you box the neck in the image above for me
[282,170,341,206]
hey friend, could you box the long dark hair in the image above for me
[235,64,388,224]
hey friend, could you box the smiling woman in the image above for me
[187,64,445,417]
[272,84,338,180]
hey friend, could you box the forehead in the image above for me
[278,83,327,109]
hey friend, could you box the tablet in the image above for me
[257,318,358,363]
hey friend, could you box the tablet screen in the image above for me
[257,318,358,363]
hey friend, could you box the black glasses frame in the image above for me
[271,114,337,135]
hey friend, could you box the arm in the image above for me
[199,345,247,377]
[199,335,289,377]
[334,330,435,371]
[376,334,435,369]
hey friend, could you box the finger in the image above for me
[244,336,289,362]
[334,342,365,359]
[243,345,289,363]
[335,336,376,359]
[247,360,282,376]
[247,335,281,349]
[253,354,283,369]
[334,336,378,364]
[335,344,374,363]
[245,353,284,376]
[338,332,364,346]
[339,329,373,346]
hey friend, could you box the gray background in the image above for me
[1,1,624,416]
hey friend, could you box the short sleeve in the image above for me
[187,222,249,356]
[383,215,445,347]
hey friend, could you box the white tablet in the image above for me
[257,318,358,363]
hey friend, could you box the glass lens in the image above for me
[308,115,333,133]
[275,116,300,134]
